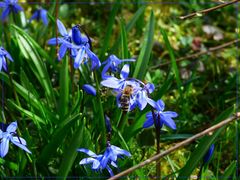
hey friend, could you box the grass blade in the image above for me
[133,10,155,80]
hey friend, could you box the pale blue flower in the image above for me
[143,99,178,129]
[101,55,135,79]
[0,46,13,71]
[0,122,31,158]
[29,8,48,25]
[0,0,23,21]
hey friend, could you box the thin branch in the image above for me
[179,0,240,20]
[151,39,239,69]
[108,112,240,180]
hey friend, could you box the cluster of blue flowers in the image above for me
[0,1,180,177]
[0,122,31,158]
[0,0,48,25]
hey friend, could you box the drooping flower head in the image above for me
[29,7,48,25]
[143,99,178,130]
[82,84,96,96]
[47,19,73,60]
[0,121,31,158]
[0,46,13,71]
[71,25,101,70]
[0,0,23,21]
[203,144,215,164]
[78,144,131,177]
[101,55,135,79]
[101,64,154,112]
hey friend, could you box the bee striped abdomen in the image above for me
[120,94,130,112]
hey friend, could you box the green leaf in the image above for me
[120,19,129,59]
[111,6,145,52]
[39,113,82,165]
[133,10,155,80]
[99,0,120,59]
[11,25,56,107]
[221,161,236,179]
[177,106,235,179]
[58,121,85,178]
[59,57,69,119]
[160,28,182,89]
[7,99,46,127]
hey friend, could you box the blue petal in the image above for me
[6,121,17,133]
[203,144,215,164]
[0,2,6,8]
[136,92,147,110]
[57,19,68,36]
[0,138,9,158]
[74,47,85,69]
[5,50,13,62]
[40,9,48,25]
[101,77,120,89]
[77,148,97,157]
[72,25,82,45]
[146,83,155,93]
[111,145,131,157]
[146,98,156,108]
[58,44,68,60]
[160,113,176,130]
[85,48,101,70]
[156,99,165,111]
[106,165,114,177]
[1,7,10,20]
[0,57,2,71]
[13,4,23,12]
[163,111,178,118]
[29,10,39,22]
[82,84,96,96]
[11,137,31,154]
[120,64,129,79]
[143,115,154,128]
[47,37,63,45]
[101,150,110,169]
[101,63,111,79]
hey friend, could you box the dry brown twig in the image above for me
[151,39,239,70]
[108,112,240,180]
[179,0,240,20]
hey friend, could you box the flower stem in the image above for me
[117,111,128,132]
[151,108,161,180]
[94,71,106,147]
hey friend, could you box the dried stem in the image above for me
[108,112,240,180]
[151,39,239,69]
[179,0,239,20]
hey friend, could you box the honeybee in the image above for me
[120,85,134,112]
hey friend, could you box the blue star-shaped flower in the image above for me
[101,64,154,111]
[101,55,135,79]
[143,99,178,130]
[0,46,13,71]
[29,7,48,26]
[0,0,23,21]
[0,122,31,158]
[78,144,131,177]
[47,19,74,60]
[71,25,101,70]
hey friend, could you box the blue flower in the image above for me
[29,8,48,25]
[0,122,31,158]
[47,19,74,60]
[203,144,214,164]
[78,148,114,176]
[82,84,96,96]
[78,144,131,177]
[101,65,154,111]
[143,99,178,130]
[71,25,101,70]
[0,0,23,21]
[0,46,13,71]
[101,55,135,79]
